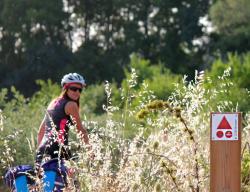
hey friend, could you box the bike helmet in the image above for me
[61,73,86,87]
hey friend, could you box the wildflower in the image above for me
[188,129,194,135]
[189,135,194,141]
[160,159,167,167]
[162,129,168,142]
[153,141,159,150]
[136,108,149,119]
[174,107,182,118]
[146,100,164,110]
[163,101,170,109]
[180,117,185,123]
[154,183,161,192]
[166,167,173,174]
[135,139,143,148]
[132,183,139,191]
[132,160,139,167]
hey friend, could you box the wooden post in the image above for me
[210,112,241,192]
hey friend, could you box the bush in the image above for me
[205,53,250,112]
[1,58,250,191]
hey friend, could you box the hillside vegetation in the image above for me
[1,54,250,191]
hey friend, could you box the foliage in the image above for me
[1,61,250,190]
[210,0,250,36]
[81,66,249,191]
[0,0,211,96]
[205,53,250,113]
[112,54,182,109]
[65,68,250,191]
[80,83,106,115]
[68,0,210,75]
[207,53,250,88]
[209,0,250,53]
[0,0,73,95]
[0,80,61,172]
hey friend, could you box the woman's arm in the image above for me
[65,101,90,145]
[37,116,46,147]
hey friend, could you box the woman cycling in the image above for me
[36,73,92,167]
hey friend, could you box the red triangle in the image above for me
[217,116,232,129]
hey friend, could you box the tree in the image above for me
[69,0,210,78]
[0,0,73,95]
[0,0,211,95]
[209,0,250,53]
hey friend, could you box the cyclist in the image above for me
[35,73,93,168]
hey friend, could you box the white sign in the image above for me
[211,113,238,141]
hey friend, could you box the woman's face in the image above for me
[66,83,83,101]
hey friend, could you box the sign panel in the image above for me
[211,113,238,141]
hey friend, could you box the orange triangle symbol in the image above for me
[217,116,232,129]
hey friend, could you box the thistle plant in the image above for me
[58,67,249,192]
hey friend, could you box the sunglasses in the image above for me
[68,86,83,93]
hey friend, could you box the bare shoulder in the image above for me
[65,101,78,115]
[47,99,57,109]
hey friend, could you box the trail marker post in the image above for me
[210,112,241,192]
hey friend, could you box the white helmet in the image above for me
[61,73,86,87]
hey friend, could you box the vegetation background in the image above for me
[1,0,250,191]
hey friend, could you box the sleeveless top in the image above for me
[43,97,73,146]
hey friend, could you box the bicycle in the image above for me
[4,158,68,192]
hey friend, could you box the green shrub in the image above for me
[205,53,250,112]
